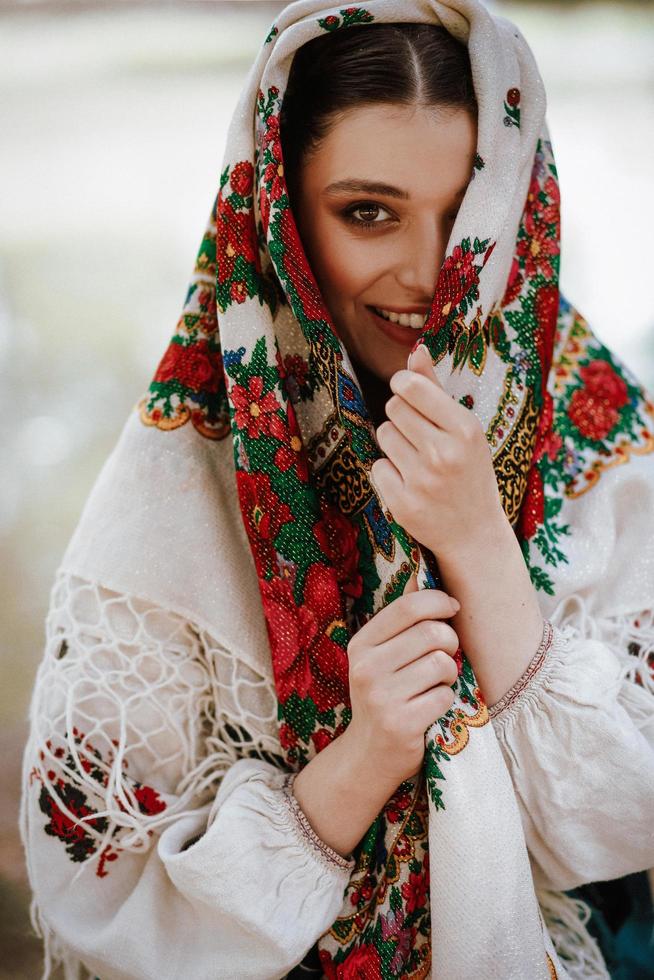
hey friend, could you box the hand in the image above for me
[371,343,506,560]
[344,573,460,787]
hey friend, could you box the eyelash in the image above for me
[342,201,460,232]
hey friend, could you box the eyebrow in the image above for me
[324,179,408,199]
[322,178,468,200]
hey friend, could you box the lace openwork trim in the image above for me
[24,569,281,869]
[488,620,555,721]
[279,772,355,873]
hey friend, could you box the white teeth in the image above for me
[374,307,427,329]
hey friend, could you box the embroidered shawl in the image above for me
[48,1,654,977]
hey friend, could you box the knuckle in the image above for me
[462,414,482,442]
[425,444,440,470]
[403,591,423,616]
[440,654,458,685]
[439,442,459,468]
[429,622,446,647]
[447,625,461,651]
[379,715,398,738]
[349,657,371,688]
[367,686,388,712]
[376,421,390,445]
[385,395,401,418]
[434,686,456,716]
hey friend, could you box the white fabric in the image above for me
[20,418,654,978]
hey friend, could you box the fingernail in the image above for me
[408,344,425,370]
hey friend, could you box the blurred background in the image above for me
[1,1,653,976]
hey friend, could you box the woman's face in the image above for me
[293,103,477,382]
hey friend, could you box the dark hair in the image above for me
[280,23,476,200]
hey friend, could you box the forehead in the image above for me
[302,103,477,200]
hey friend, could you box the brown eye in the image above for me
[342,201,392,230]
[354,204,381,222]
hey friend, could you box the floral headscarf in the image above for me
[136,0,654,975]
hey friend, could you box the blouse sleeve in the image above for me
[20,571,354,980]
[489,615,654,892]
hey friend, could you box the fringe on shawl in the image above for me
[538,889,611,979]
[550,597,654,698]
[19,571,280,979]
[538,598,653,979]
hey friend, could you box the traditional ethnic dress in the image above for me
[20,1,654,978]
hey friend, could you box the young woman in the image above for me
[20,2,654,978]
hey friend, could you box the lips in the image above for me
[365,305,427,347]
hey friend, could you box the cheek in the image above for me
[309,219,383,306]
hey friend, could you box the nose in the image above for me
[394,216,448,300]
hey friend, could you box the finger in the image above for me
[370,456,404,504]
[409,683,455,725]
[376,419,420,475]
[378,617,460,672]
[408,342,439,382]
[389,366,461,433]
[403,573,419,595]
[385,394,441,452]
[352,589,460,648]
[393,648,459,700]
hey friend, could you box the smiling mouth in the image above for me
[366,306,430,347]
[370,306,429,330]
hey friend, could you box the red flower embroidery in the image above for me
[154,340,223,394]
[502,257,523,306]
[263,159,285,204]
[230,160,254,197]
[259,184,271,235]
[517,210,559,279]
[507,87,521,107]
[230,280,248,304]
[314,506,363,598]
[217,196,260,283]
[385,789,412,823]
[261,564,349,712]
[320,943,383,980]
[278,723,298,750]
[534,283,560,385]
[401,869,428,914]
[262,112,280,149]
[580,359,629,406]
[283,353,309,388]
[432,244,478,321]
[568,360,629,441]
[231,375,286,440]
[568,392,618,442]
[517,464,545,540]
[311,728,332,752]
[236,471,293,576]
[273,406,309,481]
[533,391,563,464]
[133,783,166,816]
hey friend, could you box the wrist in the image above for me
[430,505,512,567]
[291,725,399,859]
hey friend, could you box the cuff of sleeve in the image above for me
[488,620,556,722]
[278,772,356,874]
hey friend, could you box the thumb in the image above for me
[403,572,419,595]
[408,343,439,385]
